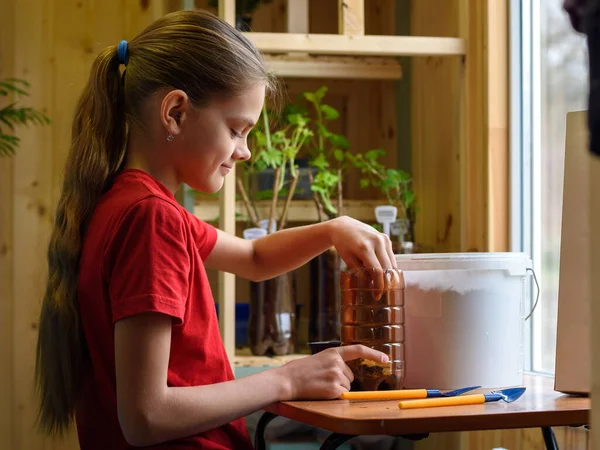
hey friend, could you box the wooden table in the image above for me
[254,374,589,450]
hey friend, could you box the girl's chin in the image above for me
[183,177,223,195]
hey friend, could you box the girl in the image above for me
[35,9,396,450]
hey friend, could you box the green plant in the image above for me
[350,149,417,241]
[238,103,312,231]
[290,86,355,220]
[0,79,50,157]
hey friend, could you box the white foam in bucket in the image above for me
[395,252,532,390]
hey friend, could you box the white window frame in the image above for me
[510,0,544,374]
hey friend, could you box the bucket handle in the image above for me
[522,268,540,321]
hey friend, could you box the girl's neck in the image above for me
[125,131,180,194]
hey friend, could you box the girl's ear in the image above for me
[160,89,189,138]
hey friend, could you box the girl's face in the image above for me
[166,84,265,194]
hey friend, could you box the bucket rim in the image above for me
[394,252,533,274]
[395,251,531,262]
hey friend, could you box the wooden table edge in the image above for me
[263,403,590,436]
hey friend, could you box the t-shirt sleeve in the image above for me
[188,213,218,260]
[103,197,190,325]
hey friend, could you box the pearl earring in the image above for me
[167,134,174,142]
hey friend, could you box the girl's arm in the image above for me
[115,312,387,447]
[204,215,397,282]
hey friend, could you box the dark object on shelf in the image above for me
[255,160,317,201]
[248,272,297,356]
[208,0,274,31]
[340,268,406,391]
[236,15,253,31]
[309,247,341,343]
[214,303,250,348]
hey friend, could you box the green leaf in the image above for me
[0,79,30,97]
[320,104,339,120]
[333,149,345,162]
[365,149,386,162]
[0,133,19,157]
[360,178,370,189]
[303,92,317,103]
[317,124,332,139]
[310,154,329,170]
[396,169,411,182]
[315,86,328,101]
[328,133,349,149]
[311,184,326,194]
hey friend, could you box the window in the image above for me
[513,0,588,374]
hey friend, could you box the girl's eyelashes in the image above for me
[230,129,244,139]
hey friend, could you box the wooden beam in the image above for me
[244,32,466,57]
[458,0,487,252]
[217,0,236,361]
[592,154,600,450]
[287,0,309,33]
[411,0,462,252]
[338,0,365,36]
[194,199,383,223]
[286,0,309,57]
[263,54,402,80]
[487,0,508,251]
[218,0,235,25]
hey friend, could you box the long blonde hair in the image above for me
[35,9,275,436]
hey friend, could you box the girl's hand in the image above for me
[275,345,389,401]
[329,215,398,271]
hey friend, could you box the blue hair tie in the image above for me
[117,40,129,65]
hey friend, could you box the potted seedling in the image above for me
[286,86,359,344]
[238,103,312,356]
[350,149,418,252]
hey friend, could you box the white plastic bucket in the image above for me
[395,252,534,390]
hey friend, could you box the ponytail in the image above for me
[35,45,127,436]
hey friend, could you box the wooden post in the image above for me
[338,0,365,36]
[591,154,600,449]
[0,1,16,447]
[286,0,309,57]
[458,0,487,252]
[287,0,309,34]
[217,0,236,362]
[486,0,509,251]
[218,0,235,27]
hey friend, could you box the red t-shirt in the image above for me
[76,169,252,449]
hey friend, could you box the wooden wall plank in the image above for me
[217,0,237,361]
[0,0,16,445]
[0,1,168,448]
[591,154,600,449]
[411,0,462,252]
[458,0,488,252]
[487,0,509,251]
[12,0,54,447]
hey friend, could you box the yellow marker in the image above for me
[398,394,486,409]
[341,389,428,400]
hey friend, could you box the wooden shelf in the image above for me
[244,32,466,57]
[263,54,402,80]
[194,199,383,223]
